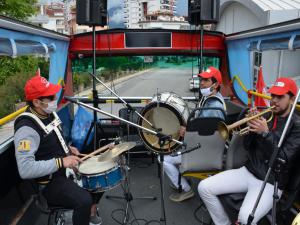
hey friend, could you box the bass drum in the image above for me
[292,212,300,225]
[138,92,190,154]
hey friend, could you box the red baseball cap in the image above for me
[268,77,298,96]
[198,66,222,84]
[24,75,61,101]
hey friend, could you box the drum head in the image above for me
[78,157,117,175]
[138,102,184,154]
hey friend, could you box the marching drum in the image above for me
[78,157,123,192]
[138,92,190,154]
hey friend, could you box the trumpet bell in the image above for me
[217,106,275,140]
[218,121,229,140]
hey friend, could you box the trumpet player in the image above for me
[198,77,300,225]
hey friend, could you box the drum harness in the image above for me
[17,112,70,182]
[18,111,70,154]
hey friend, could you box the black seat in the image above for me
[178,109,227,192]
[118,107,154,159]
[276,159,300,224]
[186,107,226,135]
[35,192,71,225]
[27,181,72,225]
[118,106,144,140]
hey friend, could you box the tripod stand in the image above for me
[105,150,157,224]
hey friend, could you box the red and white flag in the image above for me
[254,66,269,107]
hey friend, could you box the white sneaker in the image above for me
[169,189,194,202]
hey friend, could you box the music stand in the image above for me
[156,133,176,224]
[91,25,99,150]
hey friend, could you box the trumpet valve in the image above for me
[239,127,250,136]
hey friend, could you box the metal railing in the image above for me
[0,106,27,126]
[231,75,300,110]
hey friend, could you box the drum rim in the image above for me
[138,101,185,154]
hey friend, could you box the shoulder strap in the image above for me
[202,95,227,112]
[16,112,69,154]
[17,112,50,134]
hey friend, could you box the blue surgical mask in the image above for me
[200,84,215,97]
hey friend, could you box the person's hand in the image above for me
[108,142,115,149]
[69,146,80,156]
[179,126,186,137]
[248,117,269,134]
[62,155,82,168]
[246,107,258,118]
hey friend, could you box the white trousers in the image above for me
[198,166,282,225]
[162,155,191,192]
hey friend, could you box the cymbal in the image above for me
[98,142,136,161]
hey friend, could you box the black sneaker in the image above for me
[90,207,102,225]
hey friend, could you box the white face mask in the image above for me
[42,100,58,114]
[200,84,214,97]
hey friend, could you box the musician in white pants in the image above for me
[198,77,300,224]
[164,67,226,202]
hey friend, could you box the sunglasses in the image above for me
[38,95,56,101]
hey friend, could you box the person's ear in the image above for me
[290,95,296,104]
[32,99,40,108]
[210,82,217,91]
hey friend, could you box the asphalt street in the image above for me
[89,67,198,120]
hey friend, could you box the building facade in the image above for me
[217,0,300,91]
[124,0,177,29]
[217,0,300,34]
[28,2,66,34]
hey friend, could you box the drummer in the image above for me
[163,66,226,202]
[14,75,103,225]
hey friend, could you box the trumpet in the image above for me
[218,106,276,140]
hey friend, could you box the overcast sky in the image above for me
[44,0,188,28]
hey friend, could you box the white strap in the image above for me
[17,112,69,154]
[52,112,69,154]
[18,112,50,133]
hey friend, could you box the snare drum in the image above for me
[78,157,123,192]
[138,92,189,154]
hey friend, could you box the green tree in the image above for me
[0,56,49,85]
[0,56,49,118]
[0,0,38,20]
[0,71,32,118]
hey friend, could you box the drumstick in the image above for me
[80,143,111,161]
[78,153,87,157]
